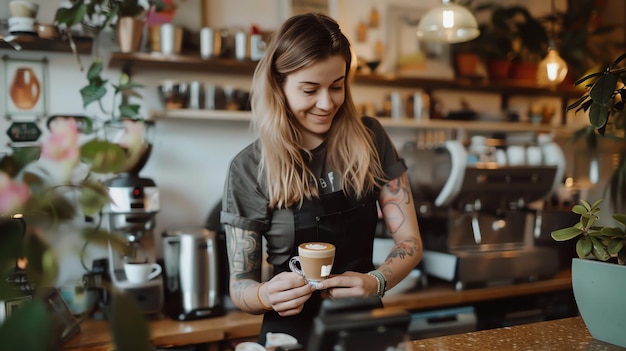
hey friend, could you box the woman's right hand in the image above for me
[262,271,316,316]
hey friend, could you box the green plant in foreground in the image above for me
[551,199,626,264]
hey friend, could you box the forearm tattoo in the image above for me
[225,225,263,308]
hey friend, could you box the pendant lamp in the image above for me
[537,0,568,86]
[416,0,480,44]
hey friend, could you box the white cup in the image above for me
[160,23,182,55]
[124,262,162,283]
[249,34,266,61]
[234,31,249,60]
[506,145,526,166]
[526,146,543,166]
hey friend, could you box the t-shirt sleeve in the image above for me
[362,116,407,181]
[220,143,272,232]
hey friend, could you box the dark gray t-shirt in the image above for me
[221,116,406,265]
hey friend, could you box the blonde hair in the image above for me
[251,13,384,208]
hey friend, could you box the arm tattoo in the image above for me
[384,238,420,266]
[380,176,413,234]
[225,225,263,309]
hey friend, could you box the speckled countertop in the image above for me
[410,317,626,351]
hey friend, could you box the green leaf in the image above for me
[601,226,625,238]
[119,104,141,118]
[607,238,624,255]
[86,58,104,81]
[551,227,583,241]
[589,102,610,130]
[590,236,611,261]
[110,291,153,351]
[54,2,87,27]
[590,73,618,105]
[80,84,108,109]
[576,236,593,258]
[80,140,127,173]
[613,214,626,227]
[0,299,55,351]
[572,204,588,215]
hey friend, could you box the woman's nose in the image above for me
[316,90,333,110]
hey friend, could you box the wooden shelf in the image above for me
[0,35,93,54]
[353,73,583,101]
[109,51,258,75]
[150,109,252,121]
[150,108,577,136]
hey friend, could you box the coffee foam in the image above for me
[299,242,335,258]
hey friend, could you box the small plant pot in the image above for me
[455,52,480,77]
[571,258,626,348]
[486,59,512,82]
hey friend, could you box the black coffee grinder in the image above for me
[101,120,163,314]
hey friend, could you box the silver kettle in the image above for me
[162,227,225,320]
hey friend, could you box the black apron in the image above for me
[257,188,378,346]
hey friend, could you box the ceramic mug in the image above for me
[124,262,162,283]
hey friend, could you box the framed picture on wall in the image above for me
[385,5,454,79]
[3,56,49,118]
[279,0,339,21]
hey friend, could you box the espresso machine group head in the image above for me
[103,173,163,314]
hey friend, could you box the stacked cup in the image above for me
[9,0,38,35]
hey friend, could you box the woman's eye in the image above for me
[303,90,317,95]
[330,85,343,91]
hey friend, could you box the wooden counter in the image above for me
[410,317,626,351]
[63,270,572,350]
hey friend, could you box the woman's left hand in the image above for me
[315,271,378,299]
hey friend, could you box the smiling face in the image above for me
[283,55,346,150]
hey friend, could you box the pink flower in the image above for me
[0,171,30,216]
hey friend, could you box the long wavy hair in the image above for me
[251,13,385,209]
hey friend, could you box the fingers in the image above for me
[265,272,316,315]
[316,272,375,299]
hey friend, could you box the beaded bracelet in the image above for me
[256,283,273,311]
[367,270,387,298]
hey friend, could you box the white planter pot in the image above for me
[571,258,626,348]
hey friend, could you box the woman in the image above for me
[221,13,423,347]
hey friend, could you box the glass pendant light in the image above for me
[416,0,480,44]
[537,47,568,85]
[537,0,568,86]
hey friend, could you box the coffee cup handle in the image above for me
[148,264,162,280]
[288,256,304,276]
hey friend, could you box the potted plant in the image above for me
[54,0,169,60]
[550,54,626,348]
[1,6,155,349]
[0,118,154,350]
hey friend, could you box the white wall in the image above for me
[0,0,595,285]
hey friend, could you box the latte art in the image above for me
[305,243,328,250]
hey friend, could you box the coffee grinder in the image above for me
[101,120,163,315]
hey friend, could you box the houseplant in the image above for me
[550,54,626,348]
[0,119,154,350]
[551,199,626,347]
[0,26,154,351]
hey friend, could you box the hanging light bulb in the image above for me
[538,48,568,86]
[416,0,480,44]
[537,0,568,86]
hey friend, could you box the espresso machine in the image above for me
[101,120,163,314]
[401,139,561,290]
